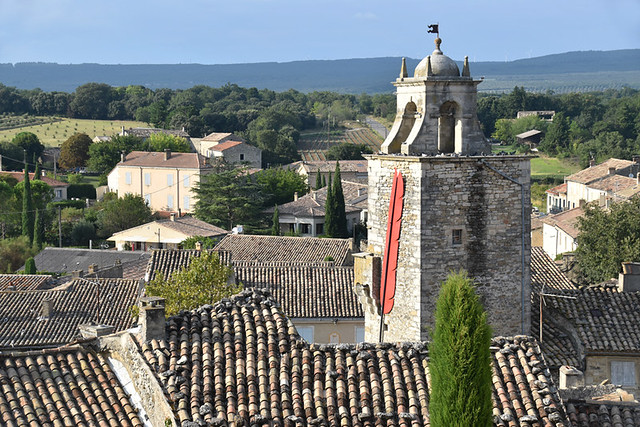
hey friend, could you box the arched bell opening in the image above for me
[438,101,460,153]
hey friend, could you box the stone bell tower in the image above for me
[355,36,531,342]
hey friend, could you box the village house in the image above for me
[107,149,211,213]
[108,213,227,251]
[286,159,368,186]
[1,171,69,201]
[271,180,367,236]
[516,129,544,148]
[193,132,262,168]
[542,206,582,259]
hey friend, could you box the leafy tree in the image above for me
[70,220,97,246]
[15,179,54,210]
[144,133,191,153]
[12,132,44,168]
[179,235,219,250]
[429,270,492,427]
[87,134,143,175]
[146,251,239,316]
[254,167,308,207]
[95,193,153,238]
[271,205,280,236]
[540,112,570,155]
[69,83,113,119]
[0,181,19,238]
[21,166,34,244]
[194,165,262,230]
[576,198,640,283]
[325,162,348,238]
[0,236,37,273]
[59,133,92,170]
[24,257,36,274]
[325,142,373,160]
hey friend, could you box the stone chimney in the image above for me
[164,149,171,161]
[357,188,364,197]
[138,296,166,342]
[618,262,640,292]
[41,298,54,318]
[87,263,98,275]
[294,192,298,201]
[559,366,584,389]
[121,151,126,162]
[608,167,616,175]
[72,269,83,278]
[121,126,125,136]
[78,323,115,339]
[170,212,176,222]
[590,159,596,167]
[195,241,202,251]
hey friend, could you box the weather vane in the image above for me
[428,23,439,37]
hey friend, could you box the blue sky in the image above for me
[1,0,638,65]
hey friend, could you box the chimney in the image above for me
[357,188,364,197]
[618,262,640,292]
[195,241,202,251]
[559,366,584,389]
[589,159,596,167]
[633,155,640,164]
[294,192,298,201]
[138,297,166,342]
[87,263,98,275]
[41,298,54,318]
[608,167,616,175]
[312,192,317,201]
[121,151,126,162]
[121,126,125,136]
[72,269,83,278]
[164,149,171,161]
[78,323,115,338]
[170,212,176,222]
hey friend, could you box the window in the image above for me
[611,361,636,386]
[144,173,151,186]
[297,326,314,343]
[316,223,324,235]
[240,153,245,161]
[167,195,174,209]
[167,174,173,186]
[183,175,190,187]
[183,196,190,210]
[125,171,132,185]
[355,326,365,343]
[55,189,62,198]
[452,229,463,245]
[144,194,151,205]
[300,224,311,234]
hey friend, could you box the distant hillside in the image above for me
[1,49,639,94]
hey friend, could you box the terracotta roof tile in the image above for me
[0,274,55,291]
[214,235,353,265]
[139,289,569,426]
[0,348,143,426]
[0,278,140,350]
[566,402,640,427]
[566,159,634,185]
[0,171,68,188]
[276,181,366,217]
[209,140,244,151]
[542,207,584,239]
[530,247,576,293]
[546,183,567,196]
[159,215,228,236]
[119,150,210,169]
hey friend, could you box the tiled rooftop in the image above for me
[209,140,244,151]
[566,402,640,427]
[297,160,369,174]
[542,207,584,239]
[139,289,569,426]
[0,278,140,349]
[0,274,55,291]
[119,150,209,169]
[276,180,367,218]
[0,347,143,426]
[160,215,228,237]
[546,183,567,196]
[30,247,148,276]
[530,247,576,293]
[0,171,68,188]
[565,159,634,185]
[214,234,353,265]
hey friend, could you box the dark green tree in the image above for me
[194,165,262,230]
[429,270,492,427]
[576,198,640,283]
[33,159,41,180]
[144,133,191,153]
[95,193,153,238]
[87,134,143,175]
[69,83,113,119]
[314,168,322,190]
[59,133,93,170]
[254,167,308,207]
[70,220,97,246]
[21,164,34,244]
[179,235,219,250]
[540,112,570,154]
[271,205,280,236]
[325,162,348,238]
[33,208,44,249]
[24,257,36,274]
[325,142,373,160]
[12,132,44,169]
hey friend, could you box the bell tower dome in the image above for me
[381,36,490,156]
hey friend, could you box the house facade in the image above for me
[542,206,582,259]
[1,171,69,201]
[194,132,262,169]
[107,149,211,213]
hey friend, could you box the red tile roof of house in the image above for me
[546,183,567,195]
[118,150,210,169]
[208,140,244,151]
[0,171,68,188]
[542,207,584,239]
[0,274,55,291]
[139,289,569,426]
[566,159,634,185]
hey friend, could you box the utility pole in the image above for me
[58,206,62,247]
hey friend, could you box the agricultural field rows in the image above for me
[0,117,149,147]
[297,126,383,162]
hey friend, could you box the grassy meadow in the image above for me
[0,117,149,147]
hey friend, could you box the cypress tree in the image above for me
[22,164,34,244]
[321,174,326,188]
[24,257,36,274]
[324,177,335,236]
[429,270,492,427]
[331,162,348,238]
[314,169,322,190]
[34,160,41,180]
[271,205,280,236]
[33,208,44,249]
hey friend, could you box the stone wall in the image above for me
[360,154,531,341]
[585,354,640,393]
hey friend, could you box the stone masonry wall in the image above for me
[364,154,531,342]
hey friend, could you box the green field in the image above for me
[0,117,149,147]
[530,156,581,178]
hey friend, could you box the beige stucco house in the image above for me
[108,214,227,251]
[107,150,211,213]
[193,132,262,168]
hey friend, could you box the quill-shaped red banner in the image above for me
[380,169,404,315]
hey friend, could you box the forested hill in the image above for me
[1,49,639,94]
